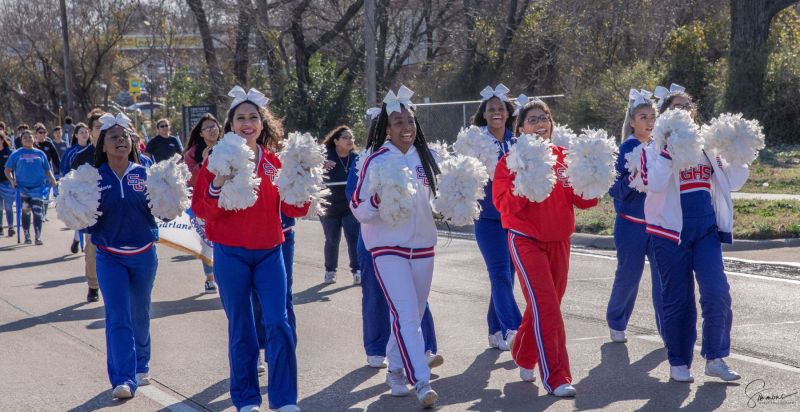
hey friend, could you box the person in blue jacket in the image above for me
[605,89,664,344]
[87,113,159,400]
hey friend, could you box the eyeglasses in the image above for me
[201,125,219,132]
[158,124,169,129]
[670,104,693,111]
[338,134,354,140]
[524,114,551,124]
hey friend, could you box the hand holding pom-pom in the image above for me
[453,126,500,177]
[624,144,647,193]
[276,131,330,214]
[207,132,260,210]
[146,154,191,220]
[652,109,704,171]
[433,155,488,226]
[367,156,416,226]
[565,128,618,199]
[55,164,102,229]
[701,113,765,167]
[506,134,556,202]
[551,124,577,149]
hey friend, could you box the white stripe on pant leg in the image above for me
[508,233,553,392]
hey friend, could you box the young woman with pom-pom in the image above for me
[493,99,597,397]
[191,87,308,412]
[350,86,441,408]
[184,113,221,293]
[643,87,749,383]
[469,85,522,352]
[345,109,443,371]
[85,114,159,400]
[605,90,664,344]
[319,125,360,285]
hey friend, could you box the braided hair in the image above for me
[364,103,441,196]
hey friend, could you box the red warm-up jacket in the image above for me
[492,145,598,242]
[192,146,309,250]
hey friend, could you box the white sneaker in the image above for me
[112,384,133,399]
[670,365,694,382]
[323,271,337,284]
[239,405,261,412]
[367,355,388,368]
[488,331,503,349]
[426,350,444,368]
[415,380,438,408]
[353,270,361,285]
[609,328,627,343]
[504,330,517,352]
[705,358,741,381]
[277,405,300,412]
[135,372,151,386]
[519,367,536,382]
[385,369,410,397]
[258,360,266,375]
[552,383,577,397]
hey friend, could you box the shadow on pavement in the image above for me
[168,378,233,412]
[67,388,130,411]
[0,253,82,272]
[36,275,86,289]
[300,366,390,411]
[85,293,223,330]
[294,283,357,306]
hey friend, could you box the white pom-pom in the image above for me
[652,109,704,171]
[551,124,577,149]
[701,113,765,166]
[208,133,260,210]
[428,140,451,160]
[624,144,647,193]
[433,155,489,226]
[453,126,500,177]
[276,132,330,213]
[146,155,190,220]
[566,128,618,199]
[55,164,102,229]
[367,156,416,226]
[506,134,556,202]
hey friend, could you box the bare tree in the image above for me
[186,0,227,114]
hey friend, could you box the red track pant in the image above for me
[507,231,572,392]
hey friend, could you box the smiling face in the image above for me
[519,108,553,139]
[20,132,34,149]
[386,108,416,153]
[630,105,656,140]
[334,129,354,153]
[76,127,90,145]
[102,125,132,160]
[232,102,263,146]
[157,121,171,137]
[200,119,220,146]
[482,97,509,132]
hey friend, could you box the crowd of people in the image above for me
[1,79,751,412]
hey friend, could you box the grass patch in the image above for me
[740,144,800,194]
[575,197,800,239]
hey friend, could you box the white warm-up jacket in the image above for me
[350,141,438,250]
[642,143,749,244]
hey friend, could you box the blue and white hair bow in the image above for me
[366,107,382,120]
[513,94,530,116]
[228,86,270,110]
[383,85,415,115]
[480,84,511,102]
[628,88,653,111]
[99,112,133,131]
[653,83,685,109]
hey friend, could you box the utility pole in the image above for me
[365,0,377,108]
[59,0,75,120]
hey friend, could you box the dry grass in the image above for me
[740,145,800,194]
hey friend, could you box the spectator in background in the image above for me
[52,126,68,160]
[62,116,75,143]
[144,118,183,162]
[14,124,30,149]
[0,131,14,237]
[0,121,6,137]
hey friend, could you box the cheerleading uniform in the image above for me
[493,145,597,393]
[192,146,309,410]
[88,162,158,395]
[475,127,521,341]
[350,141,437,385]
[606,136,663,335]
[642,145,748,367]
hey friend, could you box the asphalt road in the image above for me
[1,218,799,411]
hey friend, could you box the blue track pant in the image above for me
[254,230,297,348]
[96,246,157,394]
[606,216,664,335]
[214,243,296,410]
[475,218,522,337]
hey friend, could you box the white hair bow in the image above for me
[228,86,270,110]
[654,83,685,108]
[480,84,511,102]
[99,112,133,131]
[628,89,653,107]
[513,94,530,116]
[366,107,382,120]
[383,85,415,115]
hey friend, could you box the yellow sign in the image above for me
[119,35,203,50]
[129,79,141,94]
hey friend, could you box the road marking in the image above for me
[733,320,800,328]
[570,335,609,341]
[138,385,201,412]
[635,335,800,375]
[725,256,800,269]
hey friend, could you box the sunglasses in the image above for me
[36,130,47,134]
[158,124,169,129]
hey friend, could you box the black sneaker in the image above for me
[70,240,79,254]
[0,227,4,236]
[7,228,15,237]
[24,238,32,244]
[204,280,218,293]
[35,239,43,246]
[87,288,100,302]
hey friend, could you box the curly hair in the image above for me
[224,101,285,152]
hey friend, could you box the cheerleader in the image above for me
[350,86,441,408]
[470,84,522,351]
[605,89,664,343]
[493,98,597,396]
[643,86,746,382]
[192,87,308,412]
[87,113,158,399]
